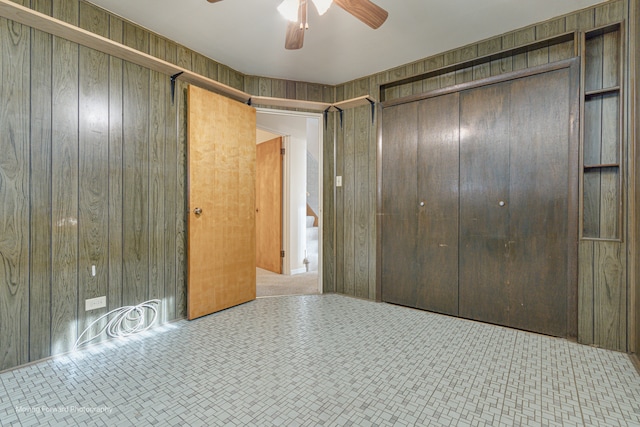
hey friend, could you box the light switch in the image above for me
[336,176,342,187]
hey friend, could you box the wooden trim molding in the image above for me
[382,58,579,108]
[379,31,577,100]
[250,96,331,111]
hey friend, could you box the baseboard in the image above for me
[291,267,307,275]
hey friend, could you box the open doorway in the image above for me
[255,109,323,297]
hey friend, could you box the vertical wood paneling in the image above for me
[217,64,230,86]
[599,30,621,238]
[162,39,178,322]
[272,79,286,99]
[259,77,272,97]
[410,61,424,94]
[295,81,308,101]
[342,97,356,296]
[107,15,124,311]
[282,80,294,99]
[307,83,322,102]
[335,103,344,294]
[578,241,595,344]
[0,0,636,371]
[28,0,52,362]
[354,105,370,298]
[595,0,624,26]
[594,242,626,350]
[78,2,109,336]
[228,69,243,91]
[122,22,150,307]
[456,46,477,84]
[0,14,30,371]
[191,52,208,78]
[367,106,377,299]
[322,110,336,293]
[244,75,259,96]
[566,9,595,31]
[513,27,535,70]
[633,0,640,355]
[176,45,190,318]
[149,34,166,308]
[584,34,603,237]
[584,28,622,240]
[50,0,79,355]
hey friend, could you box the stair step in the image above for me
[306,216,316,228]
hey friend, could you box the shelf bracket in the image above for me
[323,107,331,129]
[170,72,184,104]
[334,106,344,129]
[367,98,376,123]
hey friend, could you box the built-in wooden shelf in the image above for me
[0,0,376,113]
[584,163,620,169]
[580,21,623,241]
[585,87,621,97]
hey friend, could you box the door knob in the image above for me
[498,201,505,207]
[419,201,425,207]
[194,207,203,215]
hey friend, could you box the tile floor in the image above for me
[1,294,639,426]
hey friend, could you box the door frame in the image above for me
[256,108,324,294]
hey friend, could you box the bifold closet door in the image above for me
[381,102,419,307]
[415,93,459,315]
[381,93,459,315]
[507,69,573,337]
[459,82,511,326]
[459,67,574,337]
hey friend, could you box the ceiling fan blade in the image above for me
[334,0,388,29]
[207,0,224,3]
[285,21,305,49]
[285,0,307,50]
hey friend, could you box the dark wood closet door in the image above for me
[459,82,512,326]
[381,102,419,306]
[415,93,460,315]
[459,67,575,336]
[507,68,572,337]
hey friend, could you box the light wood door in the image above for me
[187,85,256,320]
[256,137,283,273]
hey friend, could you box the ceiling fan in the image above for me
[206,0,389,50]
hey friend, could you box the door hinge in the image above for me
[281,250,285,258]
[281,148,285,155]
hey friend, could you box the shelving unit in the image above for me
[580,22,623,241]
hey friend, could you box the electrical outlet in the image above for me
[85,296,106,311]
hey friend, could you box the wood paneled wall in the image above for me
[0,0,339,371]
[0,0,191,371]
[632,0,640,355]
[0,0,637,371]
[329,0,634,354]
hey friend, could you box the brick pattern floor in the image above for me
[1,294,639,426]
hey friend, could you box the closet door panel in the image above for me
[381,102,419,306]
[508,68,571,336]
[415,93,460,315]
[459,82,512,325]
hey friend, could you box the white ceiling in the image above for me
[86,0,606,85]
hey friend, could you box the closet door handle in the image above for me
[498,201,506,207]
[419,201,425,207]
